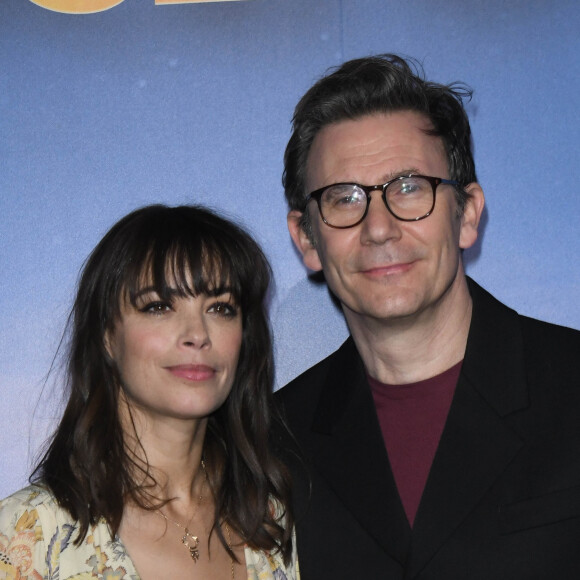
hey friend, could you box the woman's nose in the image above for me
[179,313,211,349]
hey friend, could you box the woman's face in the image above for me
[106,278,243,426]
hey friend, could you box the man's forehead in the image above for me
[305,110,445,188]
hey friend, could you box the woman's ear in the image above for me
[104,328,115,360]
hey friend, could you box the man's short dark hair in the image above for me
[283,54,477,226]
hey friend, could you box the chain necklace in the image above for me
[156,461,236,578]
[157,460,206,562]
[225,523,235,580]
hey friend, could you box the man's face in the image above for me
[288,110,483,329]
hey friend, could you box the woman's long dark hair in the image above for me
[32,204,293,562]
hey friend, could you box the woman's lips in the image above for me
[166,364,216,381]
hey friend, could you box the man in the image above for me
[277,54,580,579]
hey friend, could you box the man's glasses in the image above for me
[305,174,459,229]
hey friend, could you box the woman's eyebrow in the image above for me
[131,286,178,300]
[205,285,235,297]
[132,285,236,300]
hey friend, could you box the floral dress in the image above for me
[0,486,299,580]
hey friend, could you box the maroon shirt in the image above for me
[369,361,462,526]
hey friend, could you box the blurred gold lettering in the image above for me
[29,0,243,13]
[30,0,124,14]
[156,1,242,3]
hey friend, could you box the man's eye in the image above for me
[395,178,428,196]
[336,195,360,206]
[326,186,365,206]
[399,183,420,195]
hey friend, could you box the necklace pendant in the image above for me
[181,528,200,562]
[188,545,200,562]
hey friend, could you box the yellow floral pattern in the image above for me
[0,486,299,580]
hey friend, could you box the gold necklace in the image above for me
[225,522,235,580]
[157,461,207,562]
[156,462,236,578]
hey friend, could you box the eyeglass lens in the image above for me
[320,176,435,226]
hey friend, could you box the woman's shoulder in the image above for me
[246,500,300,580]
[0,483,72,535]
[0,484,56,526]
[0,485,140,580]
[1,483,54,503]
[245,540,300,580]
[0,484,58,579]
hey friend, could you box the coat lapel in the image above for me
[309,339,412,565]
[406,280,529,577]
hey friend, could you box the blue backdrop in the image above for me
[1,0,579,497]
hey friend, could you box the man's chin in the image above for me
[342,294,424,325]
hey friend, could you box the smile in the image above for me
[360,261,415,277]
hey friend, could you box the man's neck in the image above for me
[345,276,473,385]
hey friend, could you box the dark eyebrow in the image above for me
[131,285,236,300]
[380,168,422,182]
[334,169,422,187]
[131,287,179,301]
[205,285,235,298]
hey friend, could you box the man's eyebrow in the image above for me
[380,168,422,182]
[337,169,423,185]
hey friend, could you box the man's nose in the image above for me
[359,189,402,245]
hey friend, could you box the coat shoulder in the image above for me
[275,337,356,413]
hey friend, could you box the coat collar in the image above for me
[407,279,528,575]
[311,278,529,425]
[461,277,529,416]
[307,278,530,575]
[310,338,412,564]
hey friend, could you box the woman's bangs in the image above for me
[125,238,243,304]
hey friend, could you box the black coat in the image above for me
[276,279,580,579]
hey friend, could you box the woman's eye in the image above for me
[140,301,172,315]
[209,301,238,318]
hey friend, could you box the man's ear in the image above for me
[459,183,485,250]
[287,210,323,272]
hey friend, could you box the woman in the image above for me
[0,205,298,579]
